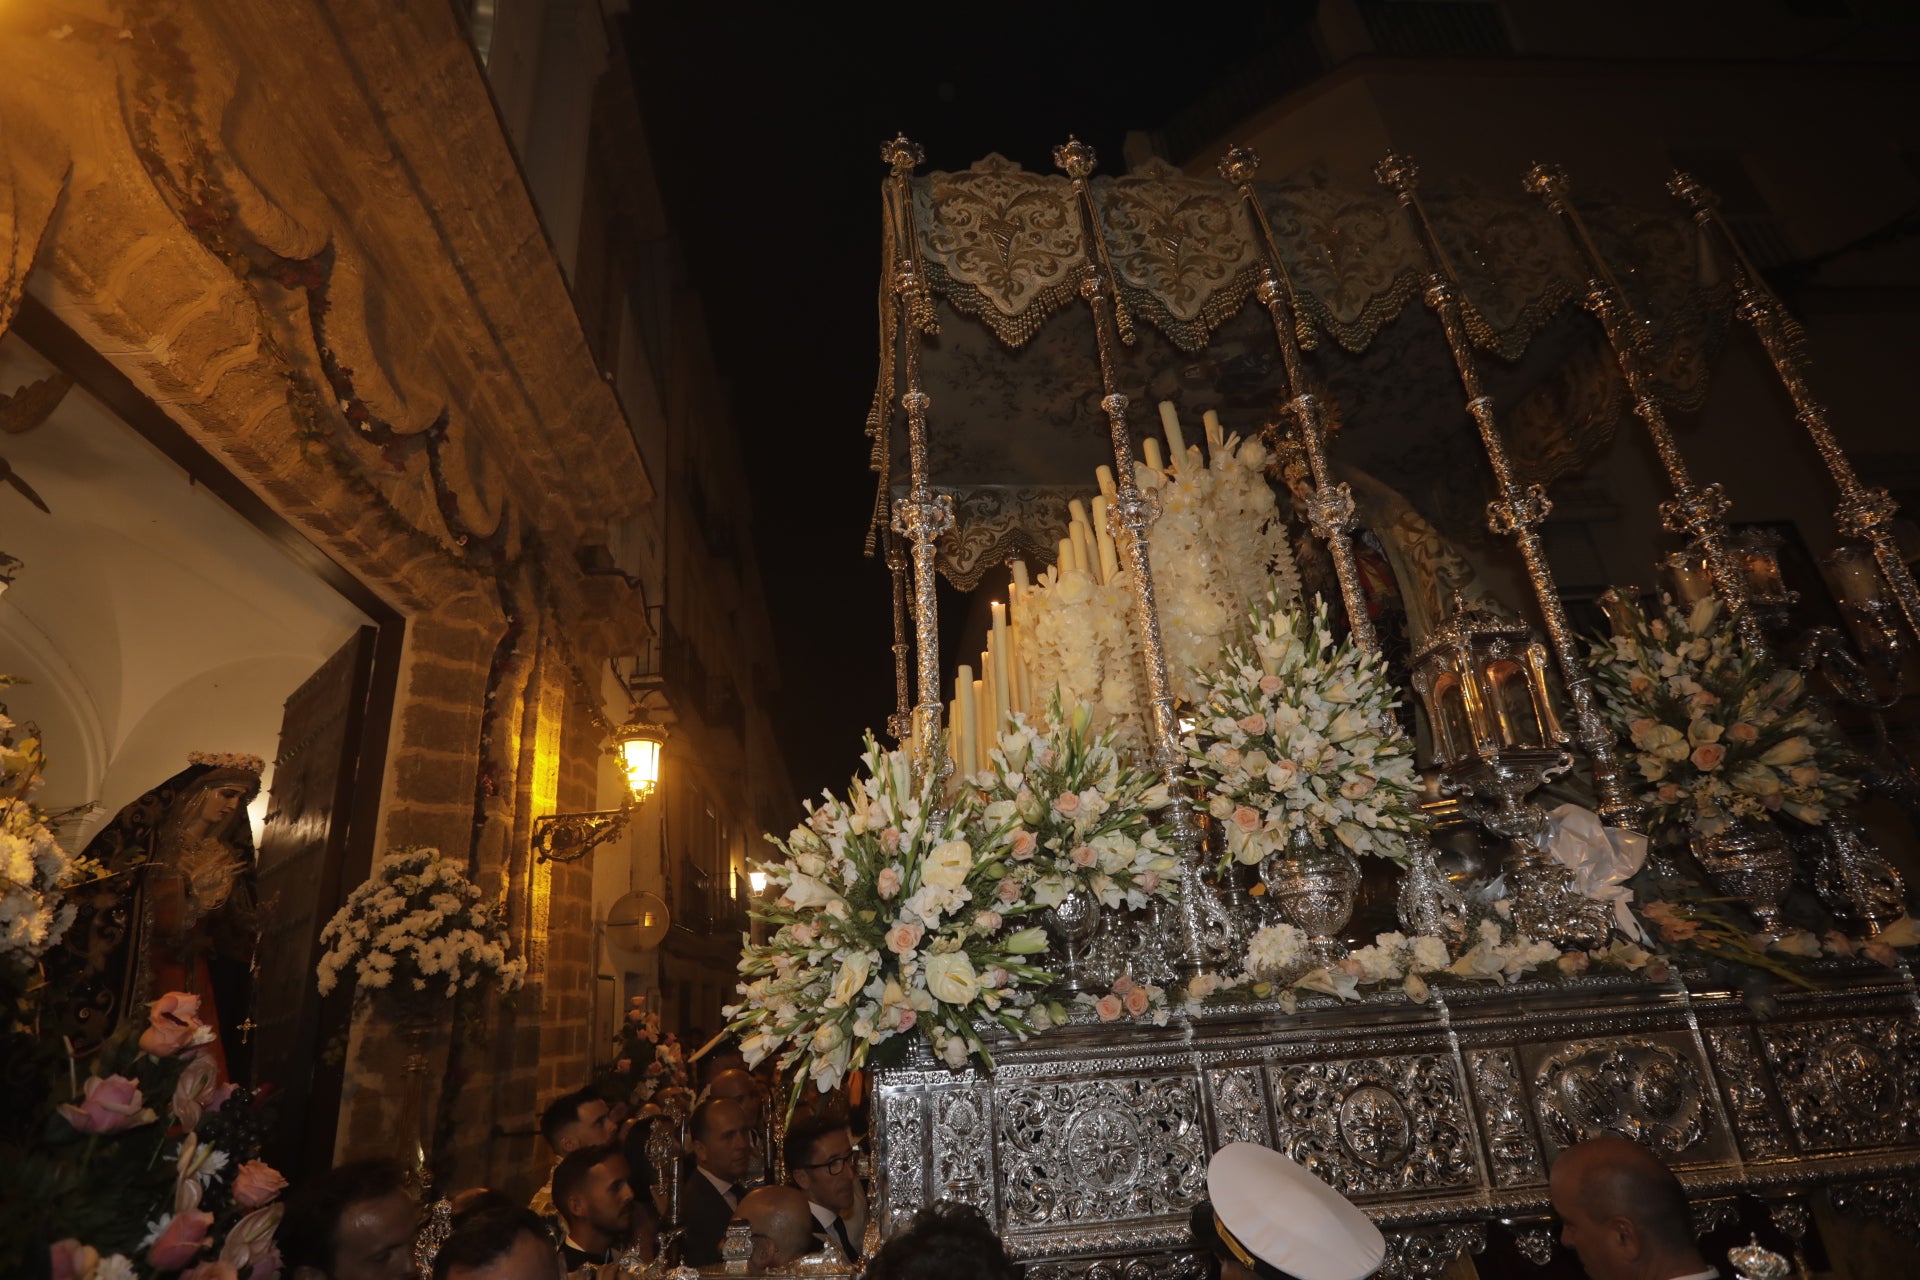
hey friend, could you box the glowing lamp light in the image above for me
[612,718,667,804]
[747,869,769,894]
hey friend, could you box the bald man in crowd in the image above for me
[739,1186,821,1273]
[1549,1137,1715,1280]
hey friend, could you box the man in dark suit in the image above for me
[679,1097,756,1266]
[785,1118,863,1263]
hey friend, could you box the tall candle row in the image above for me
[943,401,1214,777]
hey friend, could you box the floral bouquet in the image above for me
[607,997,687,1106]
[1146,414,1300,706]
[1185,591,1422,869]
[315,847,527,1005]
[1586,594,1857,835]
[0,678,97,980]
[3,992,286,1279]
[726,736,1056,1096]
[968,699,1178,913]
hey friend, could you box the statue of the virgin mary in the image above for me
[52,751,265,1077]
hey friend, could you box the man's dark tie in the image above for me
[726,1183,747,1206]
[831,1215,855,1259]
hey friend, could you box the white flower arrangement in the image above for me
[1586,594,1858,835]
[726,736,1058,1096]
[968,699,1179,912]
[1146,419,1299,706]
[315,847,526,1002]
[0,680,95,971]
[1021,561,1148,748]
[1186,591,1422,869]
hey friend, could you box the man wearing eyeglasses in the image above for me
[784,1119,865,1262]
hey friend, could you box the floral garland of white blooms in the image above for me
[315,847,527,1001]
[0,677,95,973]
[967,699,1179,912]
[727,737,1059,1094]
[1186,592,1422,869]
[1189,903,1665,1013]
[1146,414,1300,706]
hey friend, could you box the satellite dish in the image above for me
[606,891,670,956]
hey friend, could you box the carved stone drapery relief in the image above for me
[997,1078,1208,1229]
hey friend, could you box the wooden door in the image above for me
[253,625,380,1171]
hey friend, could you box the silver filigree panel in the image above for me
[1704,1026,1790,1160]
[1466,1048,1547,1187]
[1025,1254,1209,1280]
[1529,1037,1716,1159]
[1759,1017,1920,1153]
[997,1077,1208,1228]
[934,1088,998,1224]
[1207,1066,1271,1149]
[1379,1223,1488,1280]
[880,1086,928,1229]
[1269,1056,1479,1197]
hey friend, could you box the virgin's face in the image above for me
[194,783,251,836]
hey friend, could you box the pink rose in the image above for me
[141,992,216,1058]
[974,911,1002,933]
[615,1057,632,1074]
[1111,974,1135,996]
[1070,845,1097,869]
[876,867,902,899]
[59,1074,152,1134]
[1629,674,1653,695]
[1053,793,1081,816]
[880,827,902,853]
[1339,776,1376,801]
[1643,963,1671,984]
[1009,831,1037,861]
[220,1204,283,1272]
[1123,987,1151,1017]
[185,1264,240,1280]
[172,1054,221,1129]
[248,1251,283,1280]
[149,1210,215,1271]
[1727,721,1759,744]
[997,877,1020,904]
[884,923,923,954]
[1556,951,1591,975]
[233,1160,289,1209]
[1095,994,1123,1021]
[1237,713,1266,735]
[1690,743,1726,771]
[1864,940,1898,968]
[1690,690,1721,710]
[1790,765,1820,787]
[896,1009,917,1032]
[1232,805,1261,833]
[49,1241,94,1280]
[1258,675,1282,696]
[790,923,816,945]
[1140,871,1160,893]
[1656,783,1682,803]
[984,967,1009,988]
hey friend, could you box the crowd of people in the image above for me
[270,1041,1720,1280]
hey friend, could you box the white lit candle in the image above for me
[956,666,977,780]
[1202,408,1224,456]
[1091,496,1120,583]
[1158,401,1186,470]
[1095,465,1117,499]
[1058,536,1079,576]
[1143,437,1165,474]
[971,678,988,773]
[991,602,1012,730]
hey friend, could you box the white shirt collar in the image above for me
[1666,1270,1719,1280]
[809,1202,849,1257]
[698,1166,739,1203]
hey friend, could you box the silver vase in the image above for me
[1692,819,1795,936]
[1045,887,1101,994]
[1261,827,1361,965]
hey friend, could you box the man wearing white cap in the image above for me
[1190,1143,1386,1280]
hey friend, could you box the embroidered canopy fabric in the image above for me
[867,156,1728,588]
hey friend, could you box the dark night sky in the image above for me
[626,3,1313,807]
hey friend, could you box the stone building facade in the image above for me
[0,0,788,1190]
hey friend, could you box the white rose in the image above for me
[922,840,975,891]
[923,951,981,1005]
[831,951,872,1006]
